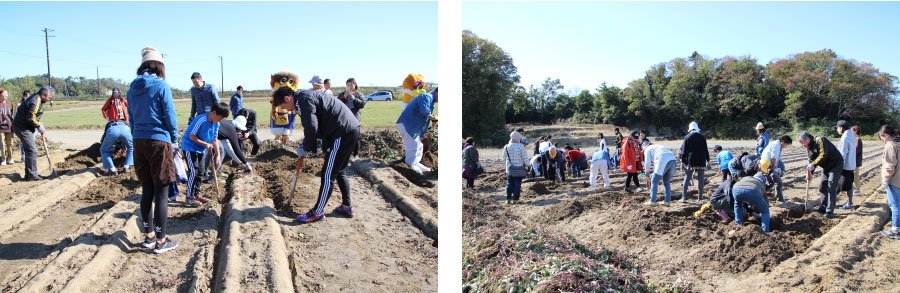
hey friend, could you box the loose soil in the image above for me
[467,139,895,291]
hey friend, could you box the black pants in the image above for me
[625,173,641,188]
[311,129,359,215]
[465,177,475,188]
[184,151,206,200]
[141,180,170,239]
[721,169,731,182]
[14,129,38,179]
[246,130,261,156]
[818,164,843,213]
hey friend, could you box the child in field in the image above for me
[182,102,229,206]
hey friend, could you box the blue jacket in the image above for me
[181,113,219,153]
[396,93,434,138]
[126,73,178,144]
[717,151,734,171]
[591,149,610,162]
[190,82,220,118]
[229,93,243,117]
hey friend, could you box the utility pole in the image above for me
[42,28,54,88]
[97,67,101,96]
[218,56,224,97]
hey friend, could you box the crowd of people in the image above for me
[465,120,900,239]
[0,47,438,254]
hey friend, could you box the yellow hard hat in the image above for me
[759,159,770,174]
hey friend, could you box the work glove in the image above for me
[806,164,815,172]
[37,124,46,135]
[243,163,253,173]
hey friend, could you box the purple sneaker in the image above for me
[333,205,354,218]
[716,209,730,221]
[295,211,325,223]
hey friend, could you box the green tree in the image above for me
[462,30,520,145]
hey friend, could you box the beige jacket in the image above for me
[881,139,900,187]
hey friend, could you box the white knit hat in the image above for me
[141,47,164,65]
[688,121,700,133]
[755,122,765,130]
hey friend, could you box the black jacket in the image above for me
[12,93,44,132]
[217,120,248,164]
[807,136,843,171]
[236,108,258,134]
[295,89,359,153]
[680,131,710,167]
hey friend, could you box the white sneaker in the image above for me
[7,159,14,164]
[635,187,645,192]
[853,191,861,196]
[415,163,432,173]
[643,201,656,206]
[1,161,6,166]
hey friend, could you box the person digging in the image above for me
[182,102,229,207]
[272,76,359,224]
[798,131,844,219]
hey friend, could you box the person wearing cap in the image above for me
[680,121,710,202]
[229,85,245,117]
[216,114,252,173]
[271,77,360,224]
[236,108,260,156]
[99,88,134,176]
[836,120,858,209]
[189,72,220,122]
[620,130,644,191]
[732,157,772,233]
[0,88,13,166]
[760,135,792,204]
[755,122,770,155]
[798,131,843,218]
[323,78,333,96]
[127,47,179,254]
[643,143,676,205]
[542,146,566,182]
[713,145,733,181]
[12,86,54,181]
[396,74,437,175]
[309,75,326,93]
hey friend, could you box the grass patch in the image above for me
[39,96,431,129]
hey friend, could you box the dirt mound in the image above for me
[55,142,128,172]
[523,182,554,197]
[256,147,297,162]
[253,147,326,213]
[390,161,436,188]
[461,191,683,292]
[359,128,404,161]
[531,191,638,223]
[477,170,507,190]
[73,172,140,201]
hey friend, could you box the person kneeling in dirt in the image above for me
[236,108,260,156]
[182,102,229,206]
[589,148,611,189]
[99,89,134,176]
[760,135,792,204]
[529,154,542,178]
[642,143,676,205]
[396,74,437,175]
[272,82,360,223]
[696,176,736,221]
[564,145,588,178]
[798,131,843,219]
[732,157,772,233]
[216,115,253,173]
[542,146,566,183]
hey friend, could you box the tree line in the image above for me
[463,30,900,145]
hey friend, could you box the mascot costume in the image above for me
[269,72,300,143]
[400,73,427,110]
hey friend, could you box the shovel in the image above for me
[210,164,221,195]
[40,134,58,177]
[804,169,811,214]
[288,156,304,209]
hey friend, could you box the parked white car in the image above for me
[365,91,394,101]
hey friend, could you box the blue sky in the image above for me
[0,1,437,91]
[463,2,900,93]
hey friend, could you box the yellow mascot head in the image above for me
[400,73,427,104]
[270,71,300,91]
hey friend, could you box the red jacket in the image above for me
[102,96,128,122]
[565,149,586,163]
[619,137,644,173]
